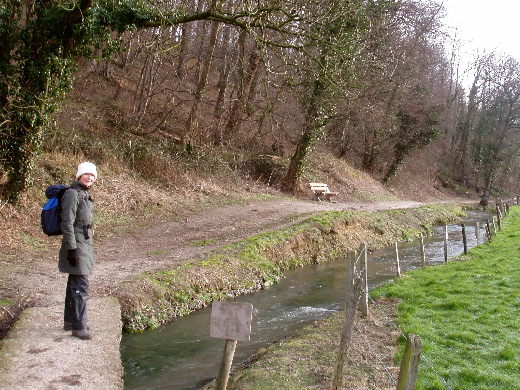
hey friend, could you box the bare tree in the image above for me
[324,0,450,181]
[183,18,221,146]
[212,23,238,144]
[223,38,260,144]
[472,56,520,203]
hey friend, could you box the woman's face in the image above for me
[79,173,96,188]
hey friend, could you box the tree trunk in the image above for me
[223,40,260,144]
[480,172,493,206]
[281,80,326,192]
[452,73,480,182]
[183,20,221,146]
[361,128,378,172]
[176,22,190,80]
[213,24,234,145]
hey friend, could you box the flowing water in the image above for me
[121,210,491,389]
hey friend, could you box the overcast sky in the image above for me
[442,0,520,63]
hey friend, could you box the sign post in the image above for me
[210,301,253,390]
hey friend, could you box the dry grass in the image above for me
[216,298,402,390]
[1,141,440,256]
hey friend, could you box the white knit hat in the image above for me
[76,162,98,181]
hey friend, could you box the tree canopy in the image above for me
[1,0,519,203]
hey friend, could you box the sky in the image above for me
[442,0,520,63]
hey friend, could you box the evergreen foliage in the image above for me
[0,0,153,202]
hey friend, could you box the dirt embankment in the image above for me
[94,198,469,332]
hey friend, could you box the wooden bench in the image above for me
[308,182,338,201]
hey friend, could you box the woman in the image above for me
[58,162,97,340]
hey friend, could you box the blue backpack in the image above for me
[41,185,70,236]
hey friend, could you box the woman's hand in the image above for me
[67,249,79,266]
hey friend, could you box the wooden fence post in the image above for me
[332,251,362,390]
[496,206,502,231]
[360,243,369,318]
[486,219,492,242]
[419,234,426,268]
[476,222,480,246]
[443,225,448,263]
[461,224,467,255]
[396,334,423,390]
[394,242,401,277]
[492,216,497,235]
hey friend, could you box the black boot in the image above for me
[72,329,93,340]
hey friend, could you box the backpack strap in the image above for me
[45,184,69,199]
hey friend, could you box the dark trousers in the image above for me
[64,274,89,331]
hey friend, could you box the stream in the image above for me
[120,210,491,390]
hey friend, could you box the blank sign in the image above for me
[210,301,253,341]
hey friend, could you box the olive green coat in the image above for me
[58,182,95,275]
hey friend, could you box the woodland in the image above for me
[0,0,519,203]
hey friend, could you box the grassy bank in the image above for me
[117,204,466,333]
[372,205,520,389]
[219,206,519,390]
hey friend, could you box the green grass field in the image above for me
[373,206,520,389]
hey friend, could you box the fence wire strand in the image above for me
[353,323,398,386]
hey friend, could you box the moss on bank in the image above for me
[116,204,466,333]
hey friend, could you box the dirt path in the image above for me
[7,197,444,312]
[93,198,432,296]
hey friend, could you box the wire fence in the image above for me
[334,199,518,389]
